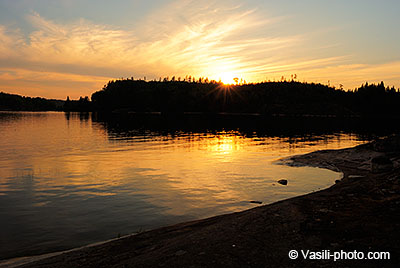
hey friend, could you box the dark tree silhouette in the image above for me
[0,92,63,111]
[2,79,399,116]
[90,79,400,117]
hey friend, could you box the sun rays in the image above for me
[0,0,399,98]
[0,1,330,98]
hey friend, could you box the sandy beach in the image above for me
[3,136,399,268]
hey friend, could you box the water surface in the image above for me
[0,112,372,259]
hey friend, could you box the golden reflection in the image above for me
[0,113,367,218]
[214,142,233,155]
[207,134,241,161]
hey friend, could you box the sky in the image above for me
[0,0,399,99]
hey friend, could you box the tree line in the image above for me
[2,80,400,117]
[90,79,400,117]
[0,92,64,111]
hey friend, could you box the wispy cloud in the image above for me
[0,0,398,98]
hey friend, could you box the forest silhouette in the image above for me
[1,79,400,117]
[0,92,64,111]
[90,79,400,117]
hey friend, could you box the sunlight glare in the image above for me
[218,72,239,85]
[218,72,237,85]
[209,134,240,163]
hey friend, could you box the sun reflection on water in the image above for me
[0,112,372,258]
[209,133,240,160]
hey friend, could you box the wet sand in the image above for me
[3,136,400,267]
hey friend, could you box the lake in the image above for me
[0,112,388,259]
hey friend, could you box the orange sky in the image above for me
[1,0,399,99]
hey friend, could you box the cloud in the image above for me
[0,1,298,97]
[0,0,398,98]
[0,25,25,57]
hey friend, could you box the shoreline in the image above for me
[3,137,400,267]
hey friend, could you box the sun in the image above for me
[218,72,237,85]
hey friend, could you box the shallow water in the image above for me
[0,112,371,259]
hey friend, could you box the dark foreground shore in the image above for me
[3,136,400,267]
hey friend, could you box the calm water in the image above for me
[0,112,373,259]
